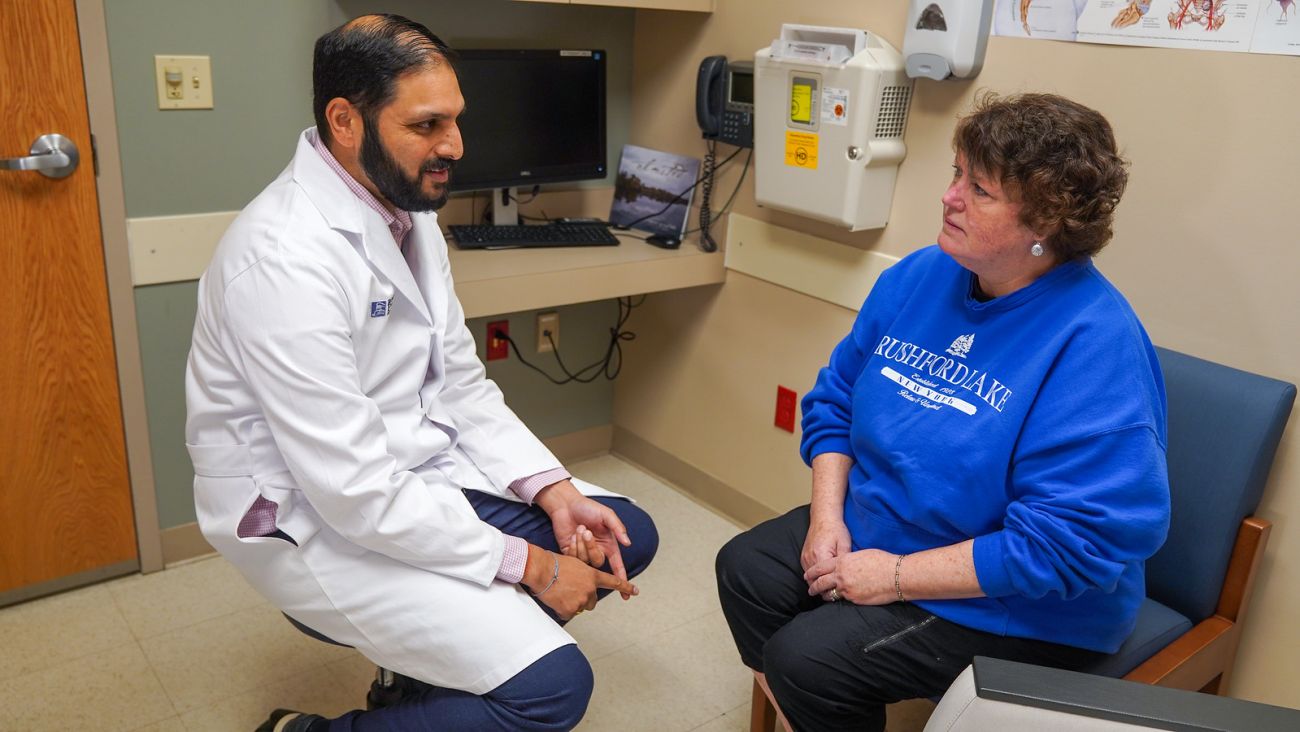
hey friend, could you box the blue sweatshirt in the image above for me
[800,246,1171,653]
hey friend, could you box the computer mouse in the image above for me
[645,234,681,249]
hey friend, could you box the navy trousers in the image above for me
[324,493,657,732]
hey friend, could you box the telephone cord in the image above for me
[698,140,719,252]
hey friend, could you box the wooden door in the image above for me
[0,0,136,602]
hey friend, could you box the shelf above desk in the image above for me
[448,238,725,318]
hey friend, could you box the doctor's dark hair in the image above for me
[953,91,1129,260]
[313,14,455,144]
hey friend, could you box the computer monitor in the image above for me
[450,49,608,225]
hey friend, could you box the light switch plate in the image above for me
[155,55,213,110]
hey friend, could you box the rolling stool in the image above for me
[283,614,411,709]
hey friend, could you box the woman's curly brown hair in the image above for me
[953,92,1129,260]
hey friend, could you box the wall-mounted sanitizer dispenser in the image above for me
[754,25,913,231]
[902,0,994,81]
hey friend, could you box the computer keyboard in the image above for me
[449,222,620,249]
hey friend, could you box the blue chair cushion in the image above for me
[922,599,1192,704]
[1083,597,1193,678]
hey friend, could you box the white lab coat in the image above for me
[185,129,615,693]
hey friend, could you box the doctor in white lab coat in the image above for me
[185,15,654,732]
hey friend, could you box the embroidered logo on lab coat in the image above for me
[370,298,393,318]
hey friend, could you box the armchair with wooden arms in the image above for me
[749,347,1296,731]
[1080,347,1294,692]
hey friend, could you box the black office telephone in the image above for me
[696,56,754,149]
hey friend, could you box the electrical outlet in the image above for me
[536,312,559,353]
[775,386,797,433]
[486,320,509,361]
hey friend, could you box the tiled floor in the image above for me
[0,455,934,731]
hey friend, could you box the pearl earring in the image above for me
[1030,242,1044,257]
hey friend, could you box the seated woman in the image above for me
[715,92,1171,732]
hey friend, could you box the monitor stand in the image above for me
[490,186,519,226]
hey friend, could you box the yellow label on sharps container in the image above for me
[784,131,818,169]
[790,81,813,124]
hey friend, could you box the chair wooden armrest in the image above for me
[1123,517,1270,694]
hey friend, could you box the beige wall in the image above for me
[614,2,1300,708]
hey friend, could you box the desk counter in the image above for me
[448,239,725,318]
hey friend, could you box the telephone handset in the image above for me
[696,56,727,138]
[695,55,753,149]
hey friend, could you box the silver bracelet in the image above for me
[530,551,560,597]
[894,553,907,603]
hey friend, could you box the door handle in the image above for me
[0,134,80,179]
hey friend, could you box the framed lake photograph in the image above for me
[609,144,701,238]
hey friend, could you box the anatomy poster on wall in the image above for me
[1252,0,1300,53]
[991,0,1300,55]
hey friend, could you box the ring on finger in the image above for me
[828,587,840,602]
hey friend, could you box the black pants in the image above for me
[715,505,1104,732]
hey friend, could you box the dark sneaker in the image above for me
[255,708,325,732]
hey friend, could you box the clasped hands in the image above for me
[523,480,639,621]
[801,516,898,606]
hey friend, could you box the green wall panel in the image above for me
[109,1,637,528]
[105,0,345,218]
[106,0,633,218]
[134,282,200,529]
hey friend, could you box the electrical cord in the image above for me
[493,296,644,385]
[470,150,743,235]
[719,147,753,214]
[477,185,543,224]
[461,148,744,242]
[511,185,542,204]
[684,146,752,237]
[613,145,743,232]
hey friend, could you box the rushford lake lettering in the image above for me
[873,335,1013,413]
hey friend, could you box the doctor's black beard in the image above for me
[359,113,455,213]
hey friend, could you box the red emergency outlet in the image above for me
[775,386,798,433]
[487,320,509,361]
